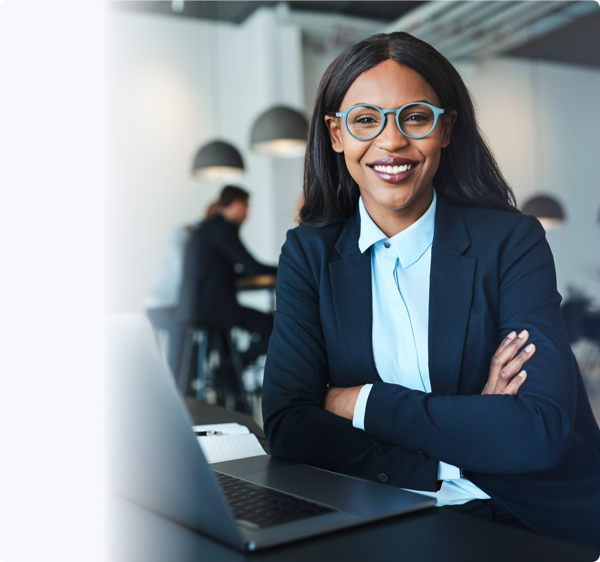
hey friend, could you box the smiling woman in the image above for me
[261,32,600,550]
[324,60,455,237]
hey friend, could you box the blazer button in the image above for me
[416,450,428,459]
[378,472,389,483]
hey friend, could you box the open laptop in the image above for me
[108,315,435,551]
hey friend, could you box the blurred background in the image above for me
[105,1,600,423]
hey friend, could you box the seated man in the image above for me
[177,185,277,399]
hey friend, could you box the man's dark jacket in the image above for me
[262,194,600,548]
[177,214,277,328]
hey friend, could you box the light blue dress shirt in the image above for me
[352,189,490,506]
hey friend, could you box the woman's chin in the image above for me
[371,190,417,212]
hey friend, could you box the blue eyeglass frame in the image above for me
[334,102,445,140]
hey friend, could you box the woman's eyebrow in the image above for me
[351,99,435,107]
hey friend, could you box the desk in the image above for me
[184,398,269,453]
[110,401,599,562]
[235,274,277,311]
[234,274,277,292]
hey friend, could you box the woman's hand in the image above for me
[323,385,364,420]
[324,331,534,418]
[481,330,536,395]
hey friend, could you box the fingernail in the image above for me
[525,344,535,352]
[519,370,527,377]
[506,331,516,340]
[518,330,528,339]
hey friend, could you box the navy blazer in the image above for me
[262,193,600,548]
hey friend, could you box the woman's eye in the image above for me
[354,116,379,125]
[403,113,429,123]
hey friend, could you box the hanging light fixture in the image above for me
[249,5,308,158]
[192,140,244,181]
[250,106,308,157]
[192,3,245,180]
[522,195,565,230]
[520,33,565,232]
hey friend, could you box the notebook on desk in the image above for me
[108,315,435,551]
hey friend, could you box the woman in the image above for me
[261,32,600,548]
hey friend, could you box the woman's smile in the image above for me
[366,156,419,184]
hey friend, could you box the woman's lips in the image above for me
[369,162,419,184]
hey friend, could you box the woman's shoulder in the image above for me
[458,204,547,263]
[460,204,543,240]
[285,218,346,253]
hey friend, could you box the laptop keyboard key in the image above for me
[214,471,337,529]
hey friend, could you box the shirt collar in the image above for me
[358,188,437,269]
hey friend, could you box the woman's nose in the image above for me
[374,114,410,152]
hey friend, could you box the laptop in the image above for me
[108,315,435,551]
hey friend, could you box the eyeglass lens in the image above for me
[346,104,436,139]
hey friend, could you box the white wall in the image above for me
[303,43,600,303]
[108,8,600,312]
[456,58,600,302]
[107,8,305,313]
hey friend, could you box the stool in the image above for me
[177,324,251,414]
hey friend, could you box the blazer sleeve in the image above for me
[213,220,277,277]
[363,215,577,474]
[262,229,440,491]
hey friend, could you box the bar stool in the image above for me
[177,324,251,414]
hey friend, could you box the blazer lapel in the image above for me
[428,195,477,396]
[329,210,381,383]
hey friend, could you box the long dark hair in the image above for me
[300,32,518,227]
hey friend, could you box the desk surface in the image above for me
[234,274,277,291]
[111,400,599,562]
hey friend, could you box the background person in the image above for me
[177,185,277,399]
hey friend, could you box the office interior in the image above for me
[107,1,600,425]
[5,2,600,561]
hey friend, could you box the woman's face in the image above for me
[325,59,456,221]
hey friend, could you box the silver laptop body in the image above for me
[109,315,435,551]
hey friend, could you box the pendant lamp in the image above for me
[249,6,308,158]
[522,43,565,232]
[522,195,565,231]
[250,105,308,158]
[192,3,244,181]
[192,140,244,181]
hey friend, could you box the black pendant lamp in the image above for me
[192,3,244,181]
[192,140,244,181]
[249,7,308,158]
[250,105,308,158]
[522,195,565,230]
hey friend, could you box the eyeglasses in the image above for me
[332,102,445,141]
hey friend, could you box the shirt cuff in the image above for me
[352,384,373,430]
[438,461,461,481]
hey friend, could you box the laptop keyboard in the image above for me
[214,471,337,529]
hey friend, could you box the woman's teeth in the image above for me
[373,164,414,174]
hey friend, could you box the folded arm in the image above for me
[262,230,439,491]
[357,216,576,474]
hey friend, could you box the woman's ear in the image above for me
[324,115,344,153]
[440,110,457,148]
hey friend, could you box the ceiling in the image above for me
[110,1,421,24]
[108,0,600,68]
[506,8,600,68]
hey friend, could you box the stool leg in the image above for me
[225,330,252,415]
[196,329,209,401]
[177,330,194,395]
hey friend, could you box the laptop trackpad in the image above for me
[240,465,423,517]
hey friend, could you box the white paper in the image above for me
[197,434,267,464]
[192,423,249,435]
